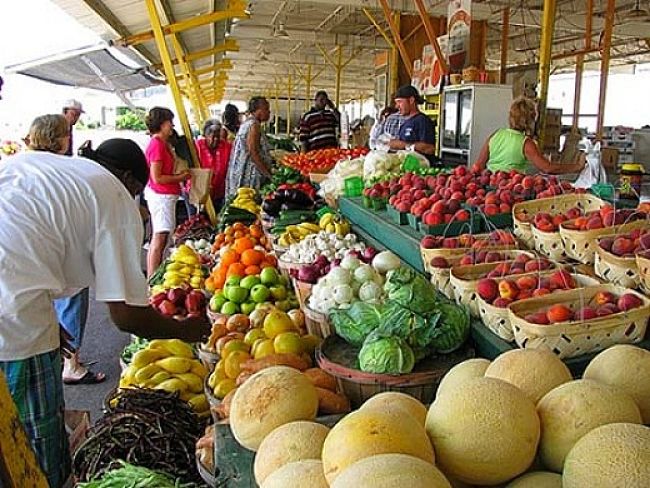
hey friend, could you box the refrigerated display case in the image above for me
[440,84,513,166]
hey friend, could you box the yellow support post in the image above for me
[286,74,293,137]
[597,0,615,140]
[171,35,202,127]
[573,0,593,133]
[145,0,216,223]
[335,45,343,107]
[536,0,557,146]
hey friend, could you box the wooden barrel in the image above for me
[316,335,474,408]
[303,304,332,339]
[291,277,313,309]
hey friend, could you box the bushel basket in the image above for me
[512,194,605,251]
[594,243,640,289]
[508,285,650,359]
[636,252,650,295]
[560,219,650,265]
[477,271,600,342]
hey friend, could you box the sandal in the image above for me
[63,370,106,385]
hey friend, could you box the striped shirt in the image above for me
[299,108,339,150]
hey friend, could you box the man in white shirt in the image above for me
[0,115,211,487]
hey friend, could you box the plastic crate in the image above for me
[407,213,421,232]
[386,205,409,225]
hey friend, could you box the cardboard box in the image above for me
[601,147,619,169]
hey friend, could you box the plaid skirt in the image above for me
[0,349,70,488]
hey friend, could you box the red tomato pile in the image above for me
[282,147,369,175]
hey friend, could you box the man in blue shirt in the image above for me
[389,85,438,164]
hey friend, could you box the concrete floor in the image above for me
[62,290,130,422]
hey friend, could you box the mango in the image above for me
[156,357,192,374]
[176,373,203,393]
[154,378,188,393]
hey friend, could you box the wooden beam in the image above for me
[414,0,448,74]
[500,8,510,84]
[596,0,616,140]
[378,1,412,77]
[537,0,557,144]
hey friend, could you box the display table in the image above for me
[339,196,650,375]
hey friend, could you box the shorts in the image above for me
[144,187,179,234]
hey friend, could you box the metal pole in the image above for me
[597,0,615,140]
[573,0,593,133]
[335,45,343,107]
[287,74,292,137]
[536,0,557,145]
[145,0,215,223]
[500,8,510,84]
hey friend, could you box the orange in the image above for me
[249,224,263,239]
[241,248,264,266]
[227,262,247,278]
[261,255,277,268]
[221,249,240,267]
[233,230,245,239]
[244,265,261,276]
[233,237,254,254]
[232,222,246,231]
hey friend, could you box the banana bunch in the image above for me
[319,213,351,236]
[157,244,203,291]
[120,339,210,416]
[278,222,321,247]
[230,187,260,214]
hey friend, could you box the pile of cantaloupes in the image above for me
[235,345,650,487]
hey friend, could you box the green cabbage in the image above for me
[379,301,442,352]
[429,302,471,353]
[359,331,415,374]
[384,267,439,313]
[330,301,383,346]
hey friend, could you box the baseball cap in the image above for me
[63,99,85,113]
[394,85,425,104]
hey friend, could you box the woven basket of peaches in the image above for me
[508,285,650,359]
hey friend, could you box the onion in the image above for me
[362,247,379,263]
[298,265,320,284]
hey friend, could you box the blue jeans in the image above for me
[53,288,89,351]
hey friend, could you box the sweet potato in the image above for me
[317,387,351,415]
[304,368,338,392]
[240,353,310,374]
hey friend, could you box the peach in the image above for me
[597,303,620,317]
[524,259,548,273]
[517,290,533,300]
[484,251,504,263]
[516,275,538,290]
[599,237,615,253]
[566,207,582,219]
[421,235,439,249]
[493,297,513,308]
[514,253,532,264]
[586,216,604,230]
[575,306,598,320]
[593,291,617,306]
[525,311,550,325]
[618,293,643,311]
[430,256,450,268]
[498,280,519,300]
[533,288,552,297]
[546,304,574,323]
[611,237,636,257]
[477,278,499,303]
[549,270,576,290]
[459,255,474,266]
[442,237,459,249]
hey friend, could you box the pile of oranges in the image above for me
[211,222,269,253]
[205,235,278,292]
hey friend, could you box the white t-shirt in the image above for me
[0,151,149,360]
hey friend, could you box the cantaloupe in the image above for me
[360,391,427,425]
[229,366,318,451]
[426,377,540,486]
[330,453,451,488]
[260,460,328,488]
[583,344,650,423]
[563,423,650,488]
[253,421,329,485]
[321,408,434,484]
[484,349,572,404]
[505,471,562,487]
[537,379,642,472]
[436,358,490,399]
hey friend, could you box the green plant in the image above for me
[116,110,146,131]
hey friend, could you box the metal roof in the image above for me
[5,43,164,92]
[44,0,650,105]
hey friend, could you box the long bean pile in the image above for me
[73,389,203,484]
[77,461,195,487]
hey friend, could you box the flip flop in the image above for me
[81,360,98,367]
[63,370,106,385]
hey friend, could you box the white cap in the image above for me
[63,99,84,113]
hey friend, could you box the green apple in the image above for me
[220,301,239,315]
[288,297,300,309]
[269,284,288,301]
[250,284,271,303]
[240,301,256,315]
[226,275,241,287]
[274,299,291,312]
[225,285,249,304]
[260,267,280,286]
[209,291,227,312]
[279,275,290,287]
[240,275,261,290]
[255,301,275,311]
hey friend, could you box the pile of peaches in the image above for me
[477,269,576,309]
[521,290,644,325]
[420,229,516,250]
[599,229,650,257]
[521,205,647,233]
